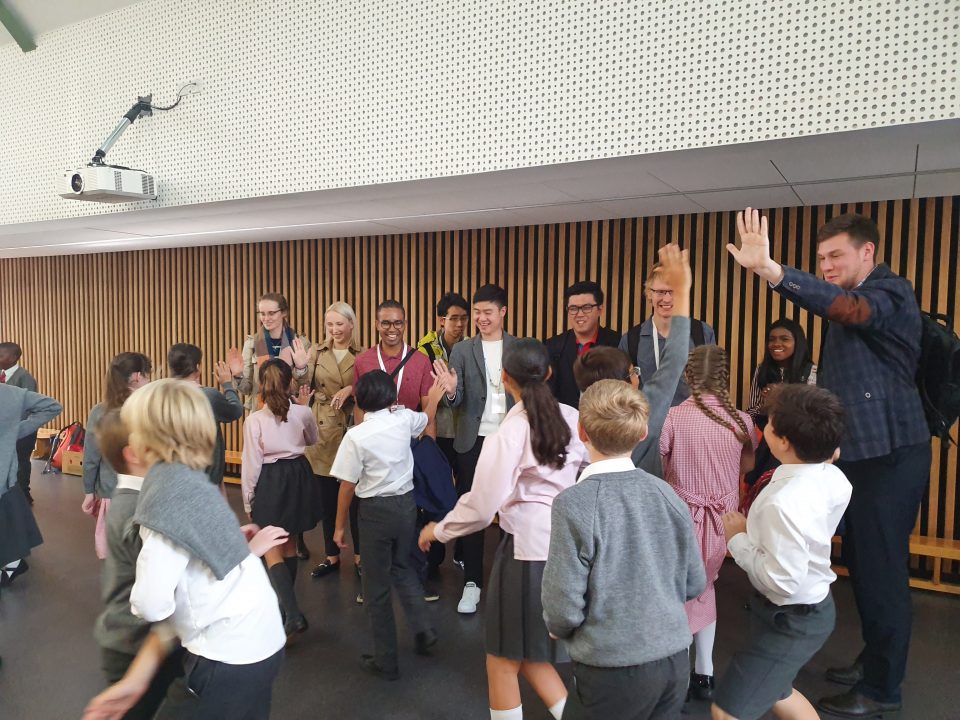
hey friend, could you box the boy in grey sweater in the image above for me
[542,380,706,720]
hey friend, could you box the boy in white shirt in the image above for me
[331,369,447,680]
[716,384,851,720]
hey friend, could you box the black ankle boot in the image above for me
[689,672,715,701]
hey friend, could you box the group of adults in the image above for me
[0,206,933,718]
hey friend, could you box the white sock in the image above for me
[694,621,717,676]
[548,697,566,719]
[4,559,21,570]
[490,705,522,720]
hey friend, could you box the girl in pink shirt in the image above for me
[660,345,757,702]
[242,359,319,639]
[420,339,589,720]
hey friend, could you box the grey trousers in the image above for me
[358,491,431,671]
[563,649,688,720]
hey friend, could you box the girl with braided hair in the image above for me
[660,345,758,703]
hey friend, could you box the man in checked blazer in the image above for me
[440,284,519,614]
[728,209,931,719]
[0,343,40,504]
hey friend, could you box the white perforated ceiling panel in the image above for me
[0,0,957,225]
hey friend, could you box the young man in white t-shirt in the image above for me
[715,384,851,720]
[330,369,447,680]
[435,284,520,614]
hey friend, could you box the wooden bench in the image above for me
[832,535,960,596]
[224,450,242,484]
[32,428,60,458]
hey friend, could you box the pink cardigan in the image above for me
[434,401,589,561]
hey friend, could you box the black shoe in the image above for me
[826,660,865,686]
[296,536,310,561]
[817,689,902,717]
[423,581,440,603]
[283,614,308,641]
[1,560,29,587]
[360,654,399,681]
[688,672,715,701]
[414,628,438,656]
[310,560,340,578]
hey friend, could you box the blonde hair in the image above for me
[684,345,751,443]
[578,380,650,456]
[120,379,216,471]
[324,301,358,347]
[644,263,665,292]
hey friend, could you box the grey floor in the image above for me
[1,463,959,720]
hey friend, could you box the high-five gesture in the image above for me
[226,347,244,378]
[433,358,458,398]
[213,360,234,387]
[728,207,784,284]
[291,337,309,369]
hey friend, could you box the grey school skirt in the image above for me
[485,533,569,663]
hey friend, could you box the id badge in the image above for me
[491,392,507,414]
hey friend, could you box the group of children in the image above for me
[77,243,852,720]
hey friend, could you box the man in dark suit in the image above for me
[544,281,620,408]
[0,343,40,505]
[729,209,931,719]
[438,285,519,614]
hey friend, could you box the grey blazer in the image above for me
[5,366,38,392]
[0,385,62,495]
[447,332,520,454]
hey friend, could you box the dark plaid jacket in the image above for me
[775,264,929,461]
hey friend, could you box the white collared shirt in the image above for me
[115,473,144,492]
[2,363,19,381]
[728,463,852,606]
[330,406,428,498]
[130,529,285,664]
[576,456,636,483]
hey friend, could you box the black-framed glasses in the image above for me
[379,320,406,330]
[567,303,599,316]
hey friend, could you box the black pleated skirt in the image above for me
[0,485,43,566]
[250,457,322,534]
[485,533,569,663]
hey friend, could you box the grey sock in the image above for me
[284,556,298,582]
[268,562,301,620]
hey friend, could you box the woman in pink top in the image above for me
[242,359,319,639]
[660,345,757,702]
[419,339,589,720]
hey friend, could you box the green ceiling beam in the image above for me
[0,1,36,53]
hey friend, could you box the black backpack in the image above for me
[627,319,706,364]
[917,312,960,444]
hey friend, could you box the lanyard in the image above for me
[377,343,408,395]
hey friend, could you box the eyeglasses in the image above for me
[567,303,599,316]
[444,315,468,324]
[258,310,283,318]
[379,320,406,330]
[650,289,674,298]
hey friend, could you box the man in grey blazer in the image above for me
[440,284,519,613]
[0,343,40,504]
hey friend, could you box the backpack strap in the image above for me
[422,342,437,364]
[390,348,419,379]
[627,325,642,364]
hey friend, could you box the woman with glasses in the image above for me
[236,292,313,557]
[618,264,716,406]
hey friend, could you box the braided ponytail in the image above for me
[503,339,571,470]
[685,345,750,444]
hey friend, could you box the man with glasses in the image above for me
[415,292,469,599]
[354,300,435,421]
[544,281,621,408]
[619,264,715,406]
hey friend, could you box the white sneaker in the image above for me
[457,582,481,614]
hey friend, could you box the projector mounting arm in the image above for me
[90,95,153,166]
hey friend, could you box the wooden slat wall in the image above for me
[1,197,958,564]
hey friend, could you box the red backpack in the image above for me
[47,422,85,472]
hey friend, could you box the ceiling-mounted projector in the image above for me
[59,166,157,202]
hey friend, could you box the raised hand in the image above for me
[226,347,244,377]
[657,243,692,292]
[214,360,233,386]
[433,358,457,397]
[294,384,314,406]
[729,207,783,283]
[427,372,448,406]
[291,338,309,369]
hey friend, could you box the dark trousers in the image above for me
[153,648,284,720]
[15,434,35,498]
[426,436,458,574]
[101,646,185,720]
[838,441,931,703]
[317,474,361,558]
[456,437,486,586]
[359,492,432,671]
[563,650,687,720]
